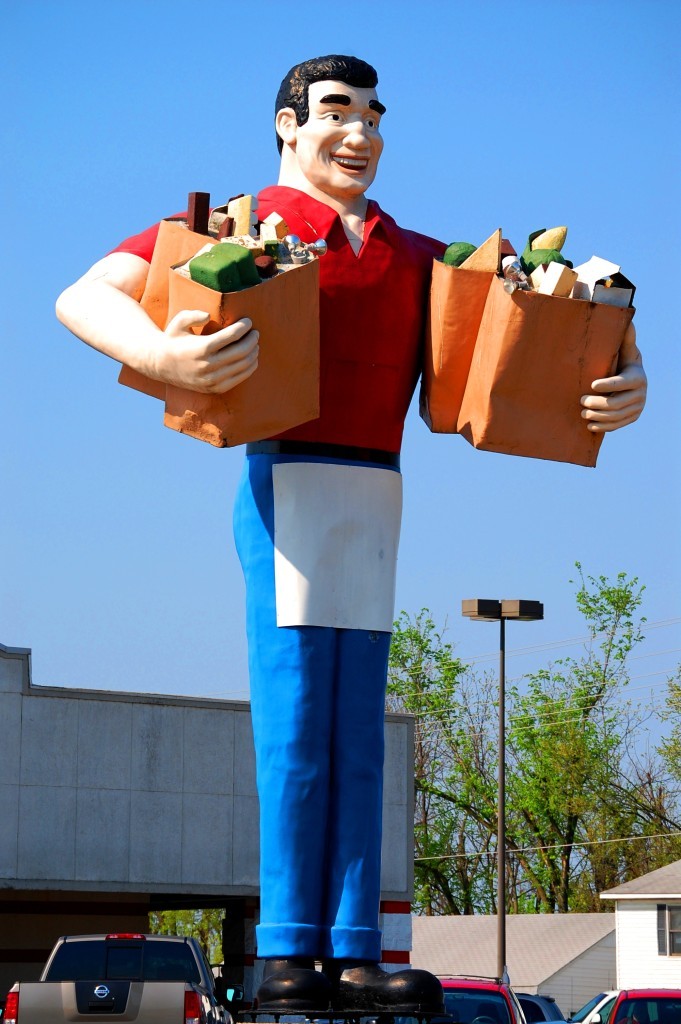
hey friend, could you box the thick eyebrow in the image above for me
[319,94,352,106]
[318,93,387,116]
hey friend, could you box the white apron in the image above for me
[272,461,403,632]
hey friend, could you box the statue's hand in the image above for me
[580,321,646,432]
[154,312,259,393]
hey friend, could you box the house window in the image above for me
[657,904,681,955]
[669,907,681,954]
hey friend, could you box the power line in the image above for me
[463,617,681,666]
[415,830,681,863]
[398,688,681,740]
[397,672,680,728]
[631,648,681,663]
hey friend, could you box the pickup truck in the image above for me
[4,932,235,1024]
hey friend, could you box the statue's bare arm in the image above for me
[55,252,259,394]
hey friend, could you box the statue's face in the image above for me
[284,80,385,200]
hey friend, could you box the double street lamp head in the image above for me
[461,598,544,622]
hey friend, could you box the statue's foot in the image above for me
[255,958,331,1011]
[325,961,445,1013]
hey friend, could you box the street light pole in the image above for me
[498,614,506,985]
[462,598,543,985]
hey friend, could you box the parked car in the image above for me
[569,992,619,1024]
[439,977,526,1024]
[517,993,566,1022]
[608,989,681,1024]
[3,933,232,1024]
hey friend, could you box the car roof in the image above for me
[440,978,506,991]
[619,989,681,998]
[59,934,189,942]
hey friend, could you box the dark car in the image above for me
[440,977,526,1024]
[517,994,566,1022]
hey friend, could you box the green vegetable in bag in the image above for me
[442,241,477,267]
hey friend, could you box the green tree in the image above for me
[387,610,496,913]
[505,564,648,911]
[509,566,681,909]
[389,568,681,915]
[149,908,224,962]
[659,674,681,781]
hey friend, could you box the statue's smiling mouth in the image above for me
[332,156,369,170]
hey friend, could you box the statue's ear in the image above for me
[276,107,298,148]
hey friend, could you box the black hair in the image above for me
[275,54,379,154]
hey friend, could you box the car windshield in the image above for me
[572,996,608,1023]
[444,990,512,1024]
[613,997,681,1024]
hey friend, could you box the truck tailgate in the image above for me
[15,980,188,1022]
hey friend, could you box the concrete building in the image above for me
[601,859,681,987]
[0,643,415,999]
[411,913,617,1017]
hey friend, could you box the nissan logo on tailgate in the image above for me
[94,985,110,999]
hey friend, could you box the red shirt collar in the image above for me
[256,185,399,250]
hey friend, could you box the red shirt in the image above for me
[111,186,444,452]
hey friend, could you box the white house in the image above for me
[411,913,616,1017]
[600,859,681,987]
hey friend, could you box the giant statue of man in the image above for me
[56,54,647,1013]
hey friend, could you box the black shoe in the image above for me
[255,958,331,1011]
[325,960,445,1013]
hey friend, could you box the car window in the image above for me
[45,940,200,984]
[141,942,201,983]
[614,997,681,1024]
[47,943,108,980]
[444,991,512,1024]
[600,997,617,1024]
[520,999,545,1022]
[572,996,608,1023]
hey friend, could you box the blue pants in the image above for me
[233,453,394,961]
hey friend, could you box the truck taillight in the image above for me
[5,989,19,1023]
[184,989,201,1024]
[105,933,145,940]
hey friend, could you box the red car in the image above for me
[439,977,527,1024]
[606,989,681,1024]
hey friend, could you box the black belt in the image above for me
[246,440,400,468]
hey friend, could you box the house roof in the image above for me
[600,858,681,900]
[411,913,615,987]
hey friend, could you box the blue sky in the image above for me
[2,1,680,739]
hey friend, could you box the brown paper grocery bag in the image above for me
[420,260,496,431]
[162,259,320,447]
[118,218,213,400]
[456,275,635,467]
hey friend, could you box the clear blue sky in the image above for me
[2,2,680,740]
